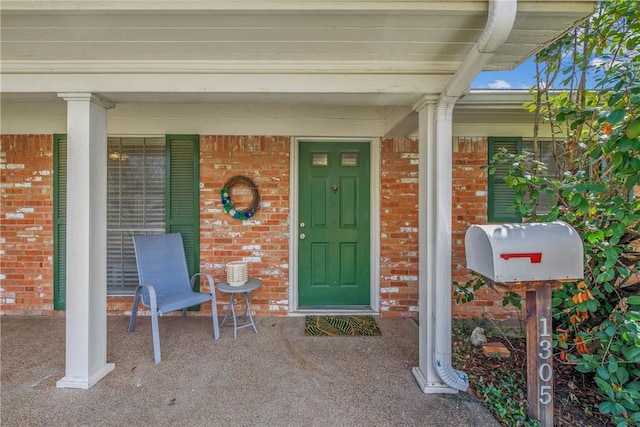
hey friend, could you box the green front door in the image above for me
[298,141,371,307]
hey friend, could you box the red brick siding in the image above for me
[0,135,58,315]
[379,137,419,317]
[1,133,521,320]
[200,135,290,317]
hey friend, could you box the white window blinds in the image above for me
[107,137,165,294]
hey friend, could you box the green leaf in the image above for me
[570,193,583,207]
[622,346,640,363]
[605,324,618,337]
[575,363,593,373]
[612,152,624,167]
[608,92,625,107]
[607,109,626,124]
[627,120,640,138]
[618,136,638,152]
[599,401,614,414]
[628,295,640,305]
[586,299,600,312]
[616,367,629,384]
[614,403,626,416]
[597,365,611,380]
[608,358,619,374]
[586,183,606,193]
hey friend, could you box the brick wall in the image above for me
[379,137,419,317]
[200,135,290,316]
[0,135,57,315]
[0,133,521,320]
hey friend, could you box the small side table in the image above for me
[217,277,262,339]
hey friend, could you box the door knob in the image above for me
[299,233,306,240]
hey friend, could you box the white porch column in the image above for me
[412,96,458,393]
[56,93,115,389]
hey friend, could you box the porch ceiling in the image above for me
[1,1,595,106]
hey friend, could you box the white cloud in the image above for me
[487,79,512,89]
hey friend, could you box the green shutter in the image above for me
[53,134,67,310]
[488,137,522,223]
[165,135,200,290]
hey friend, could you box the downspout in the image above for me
[432,0,517,391]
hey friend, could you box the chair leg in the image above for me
[151,310,161,364]
[211,296,220,340]
[128,290,142,333]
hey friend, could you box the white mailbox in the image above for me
[465,221,583,283]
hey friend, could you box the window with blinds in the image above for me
[53,134,199,308]
[488,137,564,222]
[107,137,165,294]
[522,140,563,214]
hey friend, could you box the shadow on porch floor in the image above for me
[1,316,499,427]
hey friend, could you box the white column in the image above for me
[56,93,115,389]
[412,96,457,393]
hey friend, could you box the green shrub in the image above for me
[459,2,640,425]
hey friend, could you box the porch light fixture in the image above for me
[108,151,129,161]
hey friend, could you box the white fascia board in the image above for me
[0,73,451,95]
[458,90,533,107]
[458,89,579,109]
[0,1,484,12]
[0,101,389,136]
[0,60,462,75]
[517,1,596,15]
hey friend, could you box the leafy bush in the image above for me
[459,2,640,425]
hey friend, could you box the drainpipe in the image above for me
[432,0,517,391]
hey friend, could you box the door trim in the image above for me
[289,137,380,314]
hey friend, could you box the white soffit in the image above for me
[0,1,595,105]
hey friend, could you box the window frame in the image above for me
[52,134,200,308]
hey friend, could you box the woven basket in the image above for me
[226,261,248,287]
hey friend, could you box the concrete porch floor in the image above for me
[1,315,499,427]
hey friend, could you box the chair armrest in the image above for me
[135,284,159,313]
[191,273,215,293]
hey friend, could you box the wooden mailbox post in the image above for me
[523,280,564,426]
[465,222,584,427]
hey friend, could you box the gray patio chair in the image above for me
[128,233,220,363]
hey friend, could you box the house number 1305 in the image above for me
[538,317,552,405]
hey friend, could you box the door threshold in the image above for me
[292,306,377,317]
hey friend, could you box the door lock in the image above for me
[299,233,306,240]
[300,222,305,228]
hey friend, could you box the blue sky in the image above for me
[472,56,605,90]
[472,58,537,90]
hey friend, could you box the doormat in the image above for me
[305,315,382,336]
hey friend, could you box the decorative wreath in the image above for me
[220,175,260,220]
